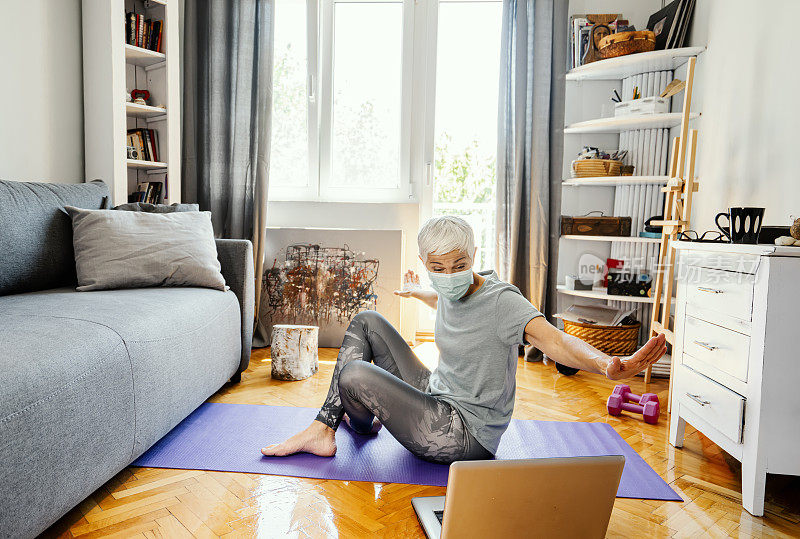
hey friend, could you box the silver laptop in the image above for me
[412,455,625,539]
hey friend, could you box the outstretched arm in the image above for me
[394,270,438,309]
[523,316,667,380]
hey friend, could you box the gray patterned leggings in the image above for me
[314,310,493,464]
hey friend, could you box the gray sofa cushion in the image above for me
[0,313,135,539]
[0,180,110,296]
[113,202,200,212]
[0,286,242,457]
[66,207,227,292]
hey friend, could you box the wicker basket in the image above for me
[562,319,641,356]
[598,30,656,60]
[571,159,622,178]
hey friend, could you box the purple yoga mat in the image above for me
[134,403,681,501]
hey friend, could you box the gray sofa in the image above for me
[0,180,254,538]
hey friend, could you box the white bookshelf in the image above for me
[125,102,167,119]
[557,38,703,376]
[557,284,656,304]
[562,175,669,187]
[82,0,180,205]
[126,159,168,170]
[557,285,676,305]
[561,235,661,244]
[564,112,700,134]
[124,44,166,67]
[566,47,705,81]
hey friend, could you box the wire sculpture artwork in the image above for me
[262,243,379,328]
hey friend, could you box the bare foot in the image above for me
[343,413,383,434]
[261,420,337,457]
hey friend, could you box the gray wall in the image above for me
[681,0,799,231]
[0,0,85,183]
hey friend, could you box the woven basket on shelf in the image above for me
[598,30,656,60]
[571,159,622,178]
[562,319,641,356]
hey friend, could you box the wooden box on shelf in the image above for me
[560,215,632,236]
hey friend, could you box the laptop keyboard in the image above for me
[434,510,444,525]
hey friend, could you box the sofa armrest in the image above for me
[216,239,254,376]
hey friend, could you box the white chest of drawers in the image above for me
[669,241,800,516]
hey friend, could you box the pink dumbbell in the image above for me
[606,384,660,425]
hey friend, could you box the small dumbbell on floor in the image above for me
[606,384,660,424]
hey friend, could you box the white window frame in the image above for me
[269,0,420,203]
[418,0,503,222]
[268,0,320,201]
[417,0,439,223]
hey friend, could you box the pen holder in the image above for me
[614,96,669,117]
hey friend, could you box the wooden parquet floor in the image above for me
[42,347,800,538]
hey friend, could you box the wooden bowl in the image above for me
[598,30,656,59]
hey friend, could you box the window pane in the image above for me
[330,2,402,189]
[270,0,309,188]
[433,1,502,271]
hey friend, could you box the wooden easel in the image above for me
[644,57,699,397]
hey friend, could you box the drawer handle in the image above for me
[697,286,723,294]
[693,340,718,351]
[686,393,711,406]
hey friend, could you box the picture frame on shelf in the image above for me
[646,1,680,50]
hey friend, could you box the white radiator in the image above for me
[611,70,673,377]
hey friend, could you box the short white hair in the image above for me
[417,216,475,261]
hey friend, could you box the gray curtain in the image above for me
[182,0,274,340]
[496,0,566,358]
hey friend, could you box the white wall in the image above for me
[267,200,420,339]
[0,0,85,182]
[682,0,800,232]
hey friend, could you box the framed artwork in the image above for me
[260,228,403,347]
[647,0,681,50]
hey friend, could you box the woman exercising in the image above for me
[261,216,667,464]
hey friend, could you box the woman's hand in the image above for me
[394,270,422,298]
[604,333,667,381]
[394,270,439,309]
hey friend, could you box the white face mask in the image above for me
[427,268,474,301]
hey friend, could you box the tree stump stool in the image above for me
[270,324,319,381]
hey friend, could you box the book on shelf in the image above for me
[671,0,696,49]
[127,128,160,162]
[129,181,165,204]
[568,14,629,70]
[126,12,163,53]
[569,16,591,70]
[646,0,696,50]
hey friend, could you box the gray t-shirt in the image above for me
[426,270,543,454]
